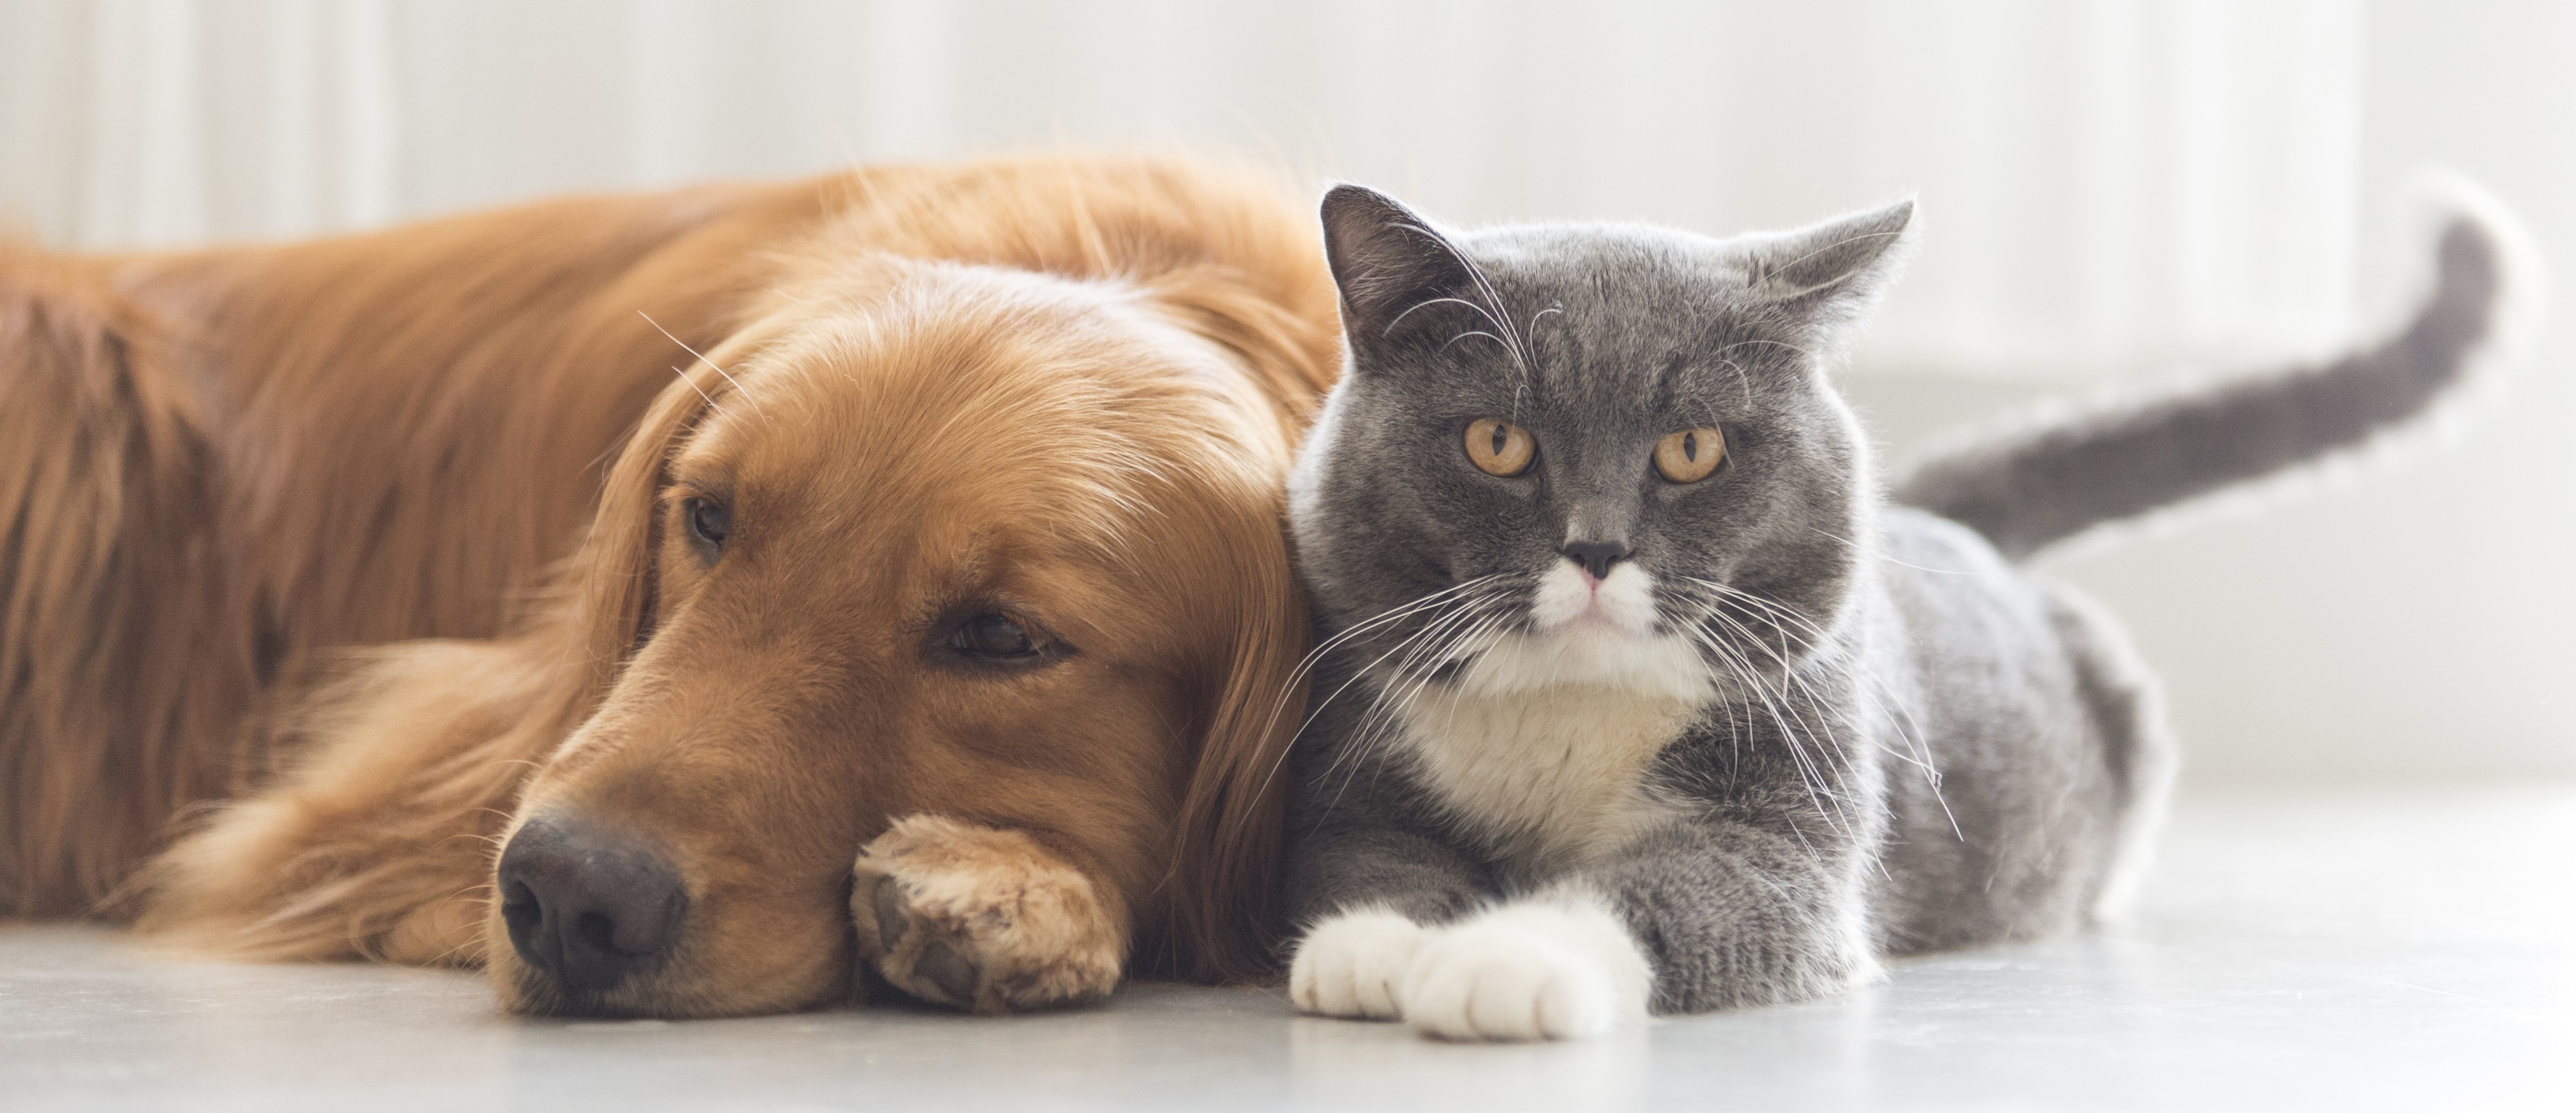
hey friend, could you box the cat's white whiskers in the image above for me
[1717,357,1754,411]
[1320,596,1512,815]
[1680,618,1854,837]
[1259,576,1504,746]
[1313,587,1509,782]
[1352,598,1497,747]
[1384,221,1538,390]
[1369,604,1503,744]
[1678,577,1830,642]
[1429,610,1518,740]
[1690,599,1857,783]
[1246,575,1513,812]
[1321,602,1487,749]
[1385,296,1510,342]
[1709,336,1819,364]
[1800,526,1971,576]
[1690,587,1947,840]
[1677,575,1956,835]
[1689,599,1871,831]
[1681,585,1886,806]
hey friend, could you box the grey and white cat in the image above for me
[1280,180,2528,1040]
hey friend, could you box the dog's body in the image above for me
[3,180,829,918]
[2,157,1339,1016]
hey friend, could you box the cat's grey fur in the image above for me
[1278,180,2528,1040]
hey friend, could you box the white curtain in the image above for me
[3,0,2363,383]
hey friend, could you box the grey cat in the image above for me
[1279,179,2528,1040]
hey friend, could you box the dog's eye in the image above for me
[950,613,1037,659]
[683,497,729,553]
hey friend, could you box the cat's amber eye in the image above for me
[1463,418,1536,477]
[1654,427,1726,482]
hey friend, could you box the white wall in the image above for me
[3,0,2367,379]
[1,0,2567,777]
[2030,0,2576,779]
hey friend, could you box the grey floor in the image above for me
[5,782,2571,1112]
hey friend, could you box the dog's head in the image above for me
[486,251,1320,1016]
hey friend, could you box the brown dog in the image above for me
[0,157,1339,1016]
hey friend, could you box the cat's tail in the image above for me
[1889,172,2544,562]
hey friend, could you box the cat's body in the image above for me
[1280,183,2526,1040]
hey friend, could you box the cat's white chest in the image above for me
[1387,629,1713,872]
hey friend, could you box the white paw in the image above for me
[1289,908,1426,1020]
[1399,900,1650,1042]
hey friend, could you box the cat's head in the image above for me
[1288,184,1913,703]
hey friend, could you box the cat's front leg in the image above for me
[1392,815,1875,1040]
[1289,906,1427,1019]
[1396,894,1653,1041]
[1282,821,1494,1021]
[1587,817,1879,1014]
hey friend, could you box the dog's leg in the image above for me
[140,639,560,966]
[849,815,1126,1014]
[143,777,497,967]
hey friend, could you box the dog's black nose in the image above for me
[496,814,685,996]
[1562,540,1631,580]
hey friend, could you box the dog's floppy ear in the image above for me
[1164,492,1311,983]
[556,353,741,692]
[132,335,753,962]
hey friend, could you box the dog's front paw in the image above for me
[849,815,1123,1014]
[1289,908,1426,1020]
[1399,900,1650,1042]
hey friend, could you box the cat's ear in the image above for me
[1319,184,1476,347]
[1738,198,1917,318]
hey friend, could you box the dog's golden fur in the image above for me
[0,156,1338,1016]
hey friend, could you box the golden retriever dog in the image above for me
[0,156,1340,1017]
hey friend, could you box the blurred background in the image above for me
[3,0,2568,781]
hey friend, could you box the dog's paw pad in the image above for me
[1289,908,1425,1020]
[869,874,910,953]
[911,937,980,1004]
[849,815,1122,1014]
